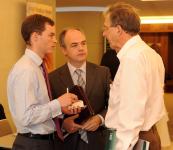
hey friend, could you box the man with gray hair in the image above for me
[103,3,165,150]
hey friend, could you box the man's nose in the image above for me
[103,30,106,37]
[78,44,84,50]
[53,37,57,43]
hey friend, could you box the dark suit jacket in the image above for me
[0,104,6,120]
[49,62,111,150]
[100,50,120,80]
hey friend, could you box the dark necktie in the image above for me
[41,62,63,141]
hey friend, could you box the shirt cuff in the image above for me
[48,99,62,118]
[97,114,104,126]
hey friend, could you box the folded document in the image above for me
[105,129,150,150]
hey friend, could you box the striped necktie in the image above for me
[75,69,88,143]
[75,69,85,90]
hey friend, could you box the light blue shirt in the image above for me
[7,49,61,134]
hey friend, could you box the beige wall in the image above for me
[164,93,173,139]
[0,0,26,132]
[56,12,104,67]
[0,0,56,132]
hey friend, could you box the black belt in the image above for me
[18,132,56,140]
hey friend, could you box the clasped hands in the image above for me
[58,93,102,133]
[62,115,102,133]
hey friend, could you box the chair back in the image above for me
[0,119,12,137]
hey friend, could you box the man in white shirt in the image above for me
[7,14,79,150]
[103,3,165,150]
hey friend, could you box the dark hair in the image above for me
[21,14,54,45]
[59,27,84,48]
[104,2,140,35]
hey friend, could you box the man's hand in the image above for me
[58,93,78,107]
[61,106,81,115]
[63,115,82,133]
[82,115,101,131]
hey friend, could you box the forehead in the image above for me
[44,23,55,32]
[104,14,111,26]
[65,30,86,43]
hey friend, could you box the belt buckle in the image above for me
[30,133,34,138]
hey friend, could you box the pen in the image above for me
[66,87,69,93]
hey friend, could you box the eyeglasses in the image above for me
[103,25,111,32]
[103,24,118,32]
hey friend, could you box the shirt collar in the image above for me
[25,48,43,66]
[117,35,141,60]
[67,62,86,75]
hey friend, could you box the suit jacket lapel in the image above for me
[59,64,74,87]
[86,62,97,97]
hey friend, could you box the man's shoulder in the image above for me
[12,55,35,72]
[49,64,67,77]
[8,55,38,83]
[87,61,109,71]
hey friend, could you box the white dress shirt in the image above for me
[105,35,166,150]
[7,49,61,134]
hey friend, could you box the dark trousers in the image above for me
[63,128,108,150]
[12,134,63,150]
[138,126,161,150]
[63,133,89,150]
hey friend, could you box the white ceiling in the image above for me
[56,0,173,16]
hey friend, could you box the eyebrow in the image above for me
[71,40,86,45]
[50,32,55,35]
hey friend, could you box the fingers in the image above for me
[82,121,92,130]
[65,93,78,105]
[58,93,78,107]
[82,121,98,131]
[63,115,82,133]
[67,106,82,114]
[70,94,78,103]
[71,114,79,119]
[82,116,101,131]
[73,123,83,130]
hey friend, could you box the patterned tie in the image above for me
[41,62,64,141]
[75,69,85,90]
[75,69,88,143]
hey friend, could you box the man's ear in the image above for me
[61,47,68,56]
[116,25,123,35]
[30,32,39,43]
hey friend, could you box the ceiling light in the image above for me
[141,16,173,24]
[141,0,169,1]
[56,6,105,12]
[56,7,173,24]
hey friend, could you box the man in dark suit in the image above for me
[49,28,111,150]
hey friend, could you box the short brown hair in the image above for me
[104,3,140,35]
[59,27,84,48]
[21,14,54,45]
